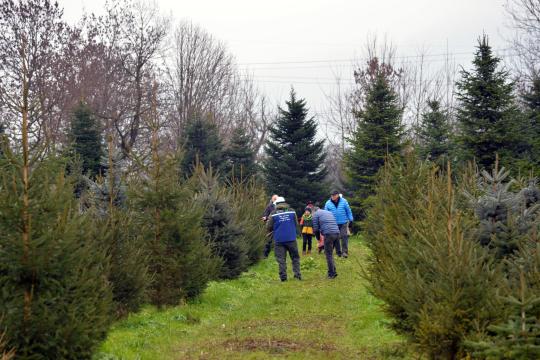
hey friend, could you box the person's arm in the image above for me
[345,200,354,222]
[266,214,274,233]
[312,212,320,240]
[324,200,330,211]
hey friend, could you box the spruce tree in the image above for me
[191,166,248,279]
[70,101,104,179]
[223,126,257,182]
[455,36,525,171]
[263,89,327,213]
[0,155,112,359]
[522,76,540,175]
[180,117,224,178]
[415,99,452,164]
[344,69,404,223]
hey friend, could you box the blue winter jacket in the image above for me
[312,209,340,236]
[266,203,298,243]
[324,197,353,225]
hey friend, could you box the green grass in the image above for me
[95,236,408,359]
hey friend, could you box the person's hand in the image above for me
[261,216,267,222]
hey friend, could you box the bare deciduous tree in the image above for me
[505,0,540,79]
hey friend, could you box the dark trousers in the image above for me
[338,223,349,255]
[302,233,312,252]
[324,233,339,277]
[275,240,301,281]
[263,236,273,258]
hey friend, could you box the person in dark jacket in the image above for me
[266,197,302,281]
[312,208,340,279]
[262,194,278,257]
[324,190,353,258]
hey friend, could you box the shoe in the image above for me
[343,253,348,258]
[327,274,338,279]
[280,278,287,282]
[307,250,311,255]
[302,251,306,256]
[294,275,302,280]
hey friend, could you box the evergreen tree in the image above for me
[344,68,404,224]
[455,36,525,171]
[0,122,5,159]
[192,166,248,279]
[70,101,104,179]
[86,146,148,317]
[223,126,257,182]
[263,89,327,213]
[180,117,224,178]
[0,155,112,359]
[522,76,540,175]
[415,99,452,164]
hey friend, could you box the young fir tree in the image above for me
[344,69,404,224]
[86,141,149,317]
[180,117,224,178]
[415,99,452,164]
[263,89,327,213]
[0,154,113,359]
[70,101,105,179]
[455,36,525,171]
[191,165,248,279]
[522,76,540,175]
[223,126,257,182]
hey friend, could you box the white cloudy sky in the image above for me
[60,0,513,115]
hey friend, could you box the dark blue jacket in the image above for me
[266,203,298,243]
[324,197,353,225]
[312,209,340,236]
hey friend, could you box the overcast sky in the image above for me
[60,0,513,116]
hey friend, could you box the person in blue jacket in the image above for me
[266,197,302,281]
[312,208,340,279]
[324,190,354,258]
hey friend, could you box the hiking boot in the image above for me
[343,253,348,258]
[327,273,338,279]
[294,274,302,281]
[280,278,287,282]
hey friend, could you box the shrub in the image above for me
[364,156,502,359]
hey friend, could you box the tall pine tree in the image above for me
[455,36,525,171]
[345,65,404,224]
[263,89,327,213]
[415,99,452,164]
[223,126,257,182]
[70,101,104,179]
[522,76,540,175]
[180,117,224,178]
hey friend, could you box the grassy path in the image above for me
[96,236,407,359]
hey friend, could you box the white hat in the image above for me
[273,196,285,205]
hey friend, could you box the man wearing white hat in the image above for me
[266,196,302,281]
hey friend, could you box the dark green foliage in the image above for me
[521,76,540,176]
[344,67,404,225]
[70,101,105,179]
[465,167,540,259]
[223,127,258,182]
[415,99,452,164]
[131,155,219,306]
[263,89,327,214]
[364,155,502,359]
[0,155,113,359]
[180,117,224,178]
[0,122,5,158]
[227,178,268,265]
[455,36,526,171]
[86,151,148,317]
[191,166,248,279]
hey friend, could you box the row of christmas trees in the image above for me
[0,100,267,358]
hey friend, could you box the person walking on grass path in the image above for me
[262,194,278,258]
[299,207,314,255]
[266,196,302,282]
[324,190,353,258]
[312,208,340,279]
